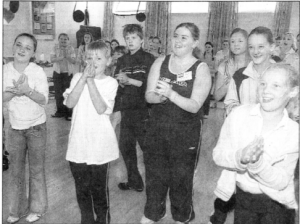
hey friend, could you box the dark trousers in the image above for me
[69,162,110,224]
[210,195,236,224]
[234,186,295,224]
[118,109,148,189]
[143,120,202,222]
[53,71,72,116]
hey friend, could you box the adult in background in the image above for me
[50,33,76,121]
[76,32,94,72]
[141,22,211,224]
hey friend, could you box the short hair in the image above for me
[87,41,111,58]
[14,33,37,52]
[265,64,299,88]
[58,33,69,40]
[249,26,274,45]
[114,45,127,55]
[175,23,200,41]
[123,24,144,40]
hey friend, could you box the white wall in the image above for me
[3,1,104,60]
[3,2,299,59]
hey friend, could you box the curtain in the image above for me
[102,2,114,41]
[144,2,171,54]
[206,2,238,53]
[273,2,292,38]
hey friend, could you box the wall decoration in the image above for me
[32,1,55,39]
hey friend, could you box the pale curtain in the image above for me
[102,2,114,41]
[207,2,238,53]
[144,2,171,54]
[273,2,292,38]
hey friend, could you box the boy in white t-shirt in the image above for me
[63,41,119,224]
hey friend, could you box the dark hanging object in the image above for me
[73,2,85,23]
[9,1,19,13]
[84,2,89,26]
[136,2,146,22]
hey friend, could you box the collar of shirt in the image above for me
[249,104,290,132]
[243,59,276,79]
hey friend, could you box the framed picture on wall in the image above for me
[32,1,55,39]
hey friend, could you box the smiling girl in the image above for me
[142,22,211,224]
[280,32,299,72]
[3,33,49,223]
[224,26,276,115]
[77,32,94,72]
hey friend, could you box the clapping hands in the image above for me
[6,74,31,96]
[240,136,264,164]
[82,61,96,80]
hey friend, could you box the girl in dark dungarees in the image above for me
[141,23,212,224]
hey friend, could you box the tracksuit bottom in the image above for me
[234,186,295,224]
[119,109,149,190]
[143,120,202,223]
[69,162,110,224]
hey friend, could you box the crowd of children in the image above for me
[3,21,299,224]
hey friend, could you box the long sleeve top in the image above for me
[213,104,299,209]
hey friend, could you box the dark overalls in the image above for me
[143,55,203,223]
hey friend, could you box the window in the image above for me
[113,2,146,15]
[239,2,276,13]
[171,2,209,13]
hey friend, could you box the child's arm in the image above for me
[86,78,108,114]
[145,56,167,104]
[65,64,94,108]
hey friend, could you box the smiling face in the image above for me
[59,35,69,47]
[282,33,294,52]
[172,27,198,57]
[248,34,274,65]
[13,35,35,64]
[124,32,143,54]
[230,32,247,55]
[84,34,92,44]
[258,68,294,113]
[86,49,110,75]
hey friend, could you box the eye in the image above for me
[259,82,266,87]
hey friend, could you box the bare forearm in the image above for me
[66,78,86,108]
[169,91,202,113]
[3,92,15,102]
[25,89,47,105]
[87,79,107,114]
[146,91,166,104]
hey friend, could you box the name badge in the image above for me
[177,71,192,82]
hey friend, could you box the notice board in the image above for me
[32,1,55,40]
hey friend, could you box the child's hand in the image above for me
[155,80,173,98]
[16,75,31,95]
[12,74,26,88]
[240,136,264,164]
[82,62,96,80]
[116,71,129,84]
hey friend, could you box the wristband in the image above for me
[27,89,34,96]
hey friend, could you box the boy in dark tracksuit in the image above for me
[114,24,155,192]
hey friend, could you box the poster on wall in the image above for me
[32,1,55,40]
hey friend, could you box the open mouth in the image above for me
[262,97,272,103]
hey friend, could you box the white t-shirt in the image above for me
[3,62,48,129]
[64,73,119,165]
